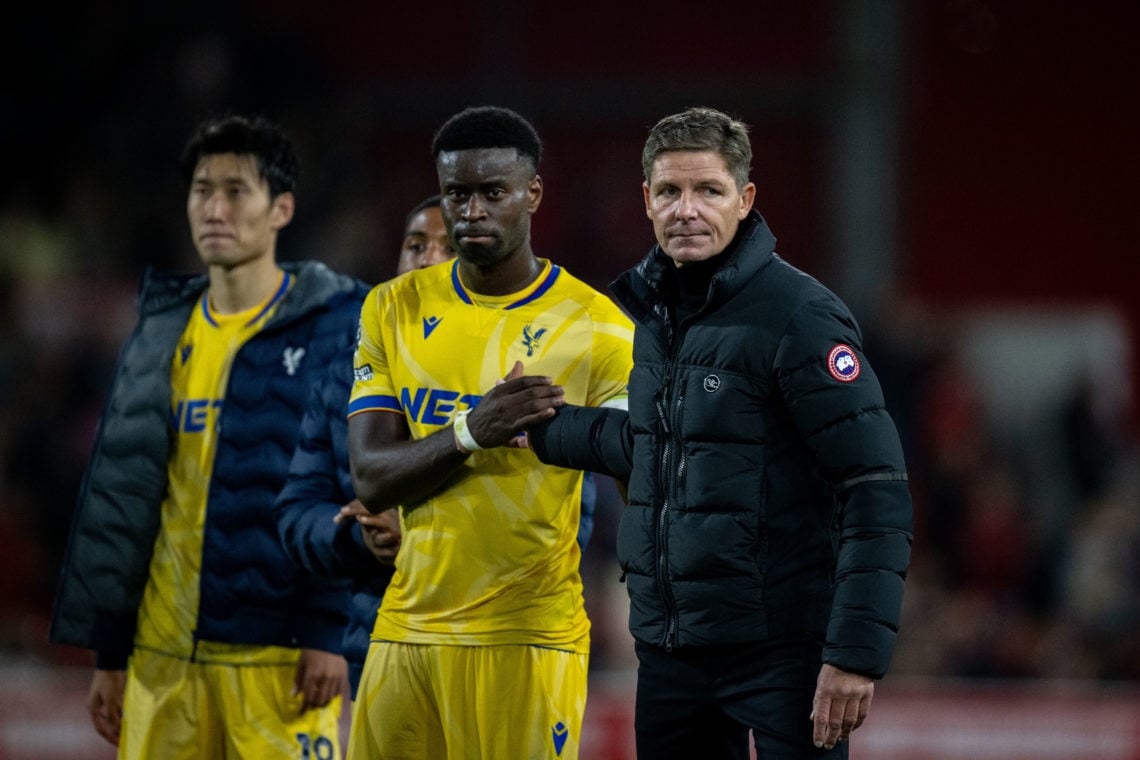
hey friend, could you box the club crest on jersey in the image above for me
[282,347,306,376]
[521,324,547,357]
[827,344,860,382]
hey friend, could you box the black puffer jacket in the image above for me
[532,211,913,678]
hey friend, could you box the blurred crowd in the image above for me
[864,296,1140,681]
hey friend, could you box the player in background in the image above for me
[50,114,367,758]
[275,194,454,699]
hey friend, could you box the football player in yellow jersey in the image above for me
[345,106,634,759]
[50,115,368,758]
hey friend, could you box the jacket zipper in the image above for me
[656,317,684,651]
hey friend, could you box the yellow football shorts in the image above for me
[119,647,342,760]
[347,641,589,759]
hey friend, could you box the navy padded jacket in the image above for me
[50,261,369,668]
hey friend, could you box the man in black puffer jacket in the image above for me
[527,107,913,759]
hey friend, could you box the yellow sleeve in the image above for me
[348,283,399,417]
[585,296,634,409]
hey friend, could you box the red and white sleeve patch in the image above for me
[827,344,861,382]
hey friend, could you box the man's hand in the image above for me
[335,499,402,564]
[359,508,402,564]
[810,663,874,750]
[87,668,126,746]
[467,361,563,448]
[293,649,348,714]
[495,362,534,448]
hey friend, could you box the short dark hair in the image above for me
[642,107,752,190]
[179,114,299,198]
[431,106,542,171]
[404,194,441,228]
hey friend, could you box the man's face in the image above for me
[186,153,293,270]
[643,150,755,266]
[396,206,455,275]
[436,147,542,268]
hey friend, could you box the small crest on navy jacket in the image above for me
[282,346,306,376]
[827,344,861,382]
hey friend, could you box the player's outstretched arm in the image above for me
[349,362,563,512]
[529,405,634,481]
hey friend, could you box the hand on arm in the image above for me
[810,663,874,750]
[87,669,126,746]
[464,361,563,449]
[349,361,563,511]
[293,649,348,714]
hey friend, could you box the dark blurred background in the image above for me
[1,1,1137,756]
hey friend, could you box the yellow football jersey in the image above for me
[349,258,633,651]
[135,273,297,664]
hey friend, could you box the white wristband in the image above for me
[453,409,482,453]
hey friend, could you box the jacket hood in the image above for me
[138,260,366,325]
